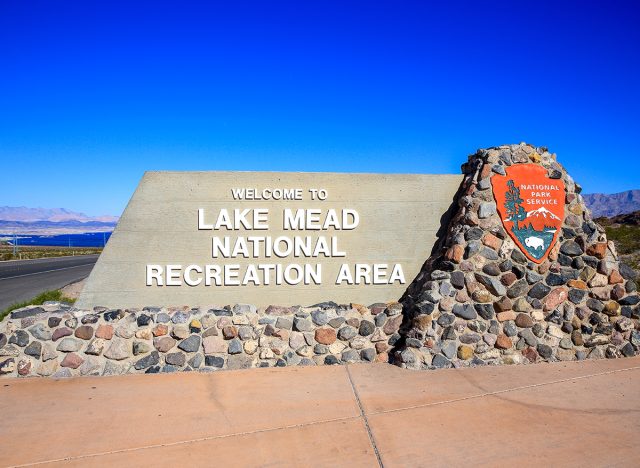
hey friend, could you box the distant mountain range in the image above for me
[583,190,640,218]
[0,207,118,235]
[0,206,118,223]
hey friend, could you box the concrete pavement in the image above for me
[0,255,98,310]
[1,357,639,467]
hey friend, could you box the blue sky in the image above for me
[1,1,638,216]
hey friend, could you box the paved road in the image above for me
[0,255,98,310]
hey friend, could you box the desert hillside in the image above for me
[596,210,640,273]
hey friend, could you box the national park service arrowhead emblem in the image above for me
[492,164,565,263]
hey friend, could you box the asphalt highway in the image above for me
[0,255,98,311]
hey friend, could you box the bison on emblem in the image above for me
[524,236,545,251]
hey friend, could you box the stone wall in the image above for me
[0,301,401,377]
[395,143,639,369]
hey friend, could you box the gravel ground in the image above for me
[59,279,85,300]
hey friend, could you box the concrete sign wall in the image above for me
[77,171,462,308]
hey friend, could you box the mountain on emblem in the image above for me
[492,164,565,263]
[525,207,561,221]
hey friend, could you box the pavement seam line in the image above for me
[345,364,385,468]
[11,414,362,467]
[370,364,640,416]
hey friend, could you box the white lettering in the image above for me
[335,264,354,284]
[389,264,405,284]
[205,265,221,286]
[212,237,230,258]
[165,264,182,286]
[197,208,213,230]
[355,263,371,284]
[146,265,163,286]
[282,209,360,230]
[184,264,202,286]
[230,188,303,200]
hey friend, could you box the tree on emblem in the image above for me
[504,180,526,231]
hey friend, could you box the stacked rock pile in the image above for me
[395,143,639,369]
[0,301,402,377]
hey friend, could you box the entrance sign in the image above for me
[77,171,462,308]
[492,164,565,263]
